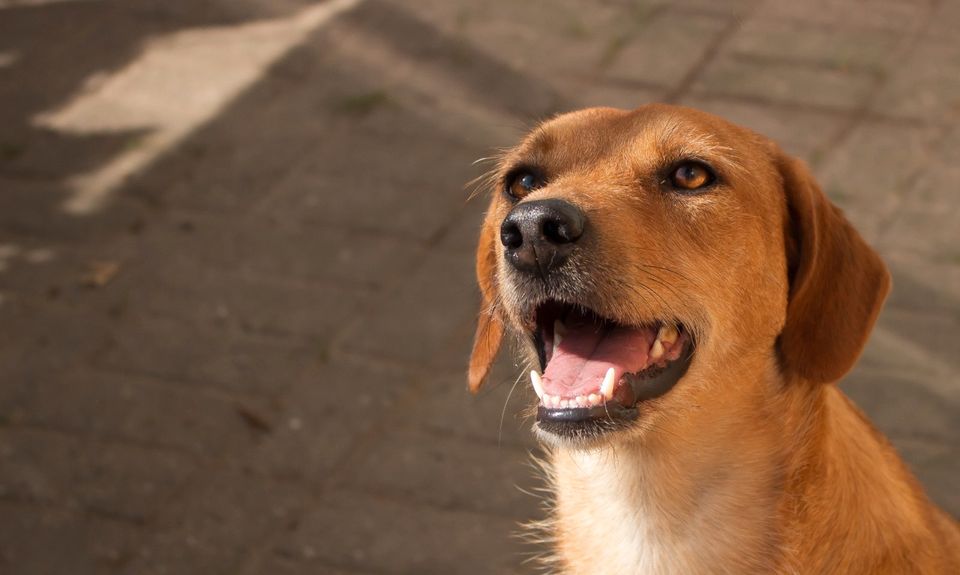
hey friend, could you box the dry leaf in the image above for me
[82,260,121,288]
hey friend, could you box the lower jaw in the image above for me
[535,343,693,436]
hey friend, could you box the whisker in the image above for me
[498,367,527,447]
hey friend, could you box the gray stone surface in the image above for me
[0,0,957,573]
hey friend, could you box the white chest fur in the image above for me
[550,448,778,575]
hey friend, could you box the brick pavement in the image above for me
[0,0,957,573]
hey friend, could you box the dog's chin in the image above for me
[522,299,695,446]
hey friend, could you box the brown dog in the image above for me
[467,104,959,574]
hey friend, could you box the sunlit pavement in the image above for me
[0,0,958,573]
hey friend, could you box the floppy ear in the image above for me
[468,217,505,393]
[778,153,891,383]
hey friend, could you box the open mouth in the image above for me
[529,300,694,437]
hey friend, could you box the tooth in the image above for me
[554,319,566,339]
[530,370,545,400]
[600,367,616,400]
[552,320,565,355]
[588,393,601,406]
[657,324,679,346]
[650,339,664,361]
[575,395,587,407]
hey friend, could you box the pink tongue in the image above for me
[541,323,655,398]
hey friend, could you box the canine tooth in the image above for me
[588,393,601,405]
[600,367,616,400]
[552,320,565,355]
[554,319,566,339]
[650,339,664,361]
[530,370,545,400]
[657,324,679,346]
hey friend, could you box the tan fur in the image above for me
[467,104,960,574]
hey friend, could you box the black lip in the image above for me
[536,340,694,438]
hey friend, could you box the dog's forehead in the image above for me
[522,105,742,160]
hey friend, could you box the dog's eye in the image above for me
[506,170,544,199]
[669,162,715,191]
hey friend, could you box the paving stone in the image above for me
[882,257,960,319]
[561,81,666,112]
[600,8,731,90]
[875,307,960,381]
[692,54,877,110]
[116,256,372,341]
[336,251,479,371]
[750,0,930,32]
[125,470,313,575]
[253,557,378,575]
[93,315,311,398]
[872,35,960,120]
[843,368,960,443]
[814,120,941,243]
[430,197,491,258]
[244,357,414,483]
[0,178,147,245]
[926,0,960,39]
[726,17,903,72]
[135,213,426,291]
[396,0,621,78]
[0,231,138,300]
[414,357,538,450]
[879,125,960,260]
[0,299,117,384]
[0,369,258,457]
[257,490,540,575]
[345,427,543,518]
[0,501,139,575]
[343,0,570,122]
[0,428,196,522]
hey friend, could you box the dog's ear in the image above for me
[468,217,504,393]
[777,153,890,383]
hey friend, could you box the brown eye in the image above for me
[506,170,544,199]
[670,162,714,191]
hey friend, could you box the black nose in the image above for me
[500,199,585,277]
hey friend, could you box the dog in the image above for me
[467,104,960,574]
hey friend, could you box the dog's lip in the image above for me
[523,299,694,434]
[529,300,688,397]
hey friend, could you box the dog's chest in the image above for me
[554,454,682,575]
[552,451,751,575]
[564,497,673,574]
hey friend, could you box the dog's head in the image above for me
[468,104,889,446]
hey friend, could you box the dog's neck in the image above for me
[544,352,789,574]
[544,362,934,575]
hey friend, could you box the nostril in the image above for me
[542,208,584,245]
[542,219,573,244]
[500,221,523,250]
